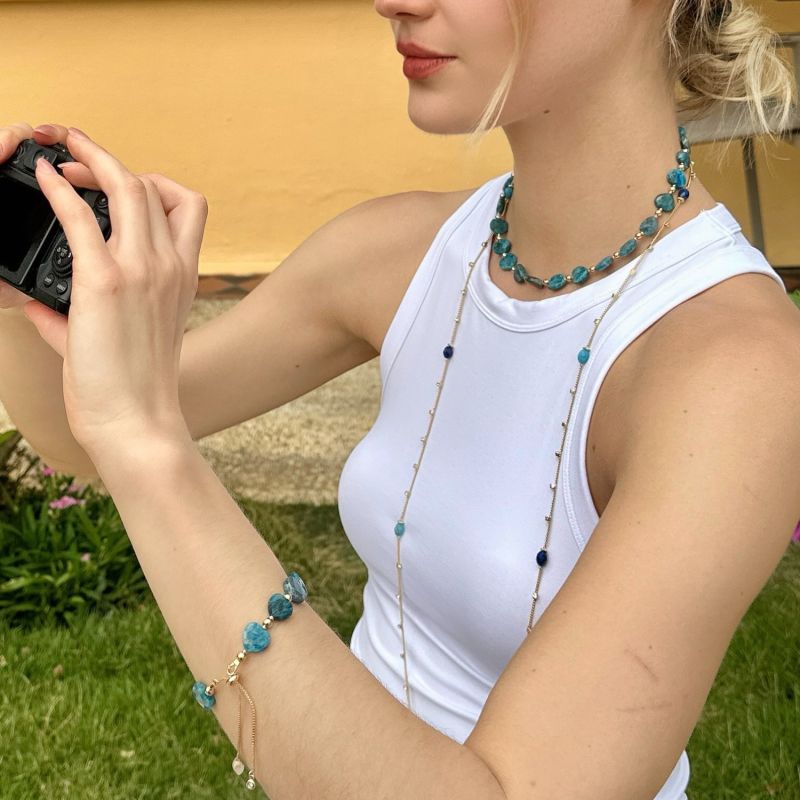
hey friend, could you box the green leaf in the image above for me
[0,576,35,592]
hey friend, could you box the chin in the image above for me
[406,96,483,136]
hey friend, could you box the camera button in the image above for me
[43,273,55,288]
[55,280,69,295]
[54,244,72,268]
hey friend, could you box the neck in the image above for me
[500,70,718,280]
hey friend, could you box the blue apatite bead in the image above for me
[268,592,293,620]
[678,124,687,144]
[499,253,517,270]
[284,571,308,603]
[502,185,513,198]
[192,680,216,710]
[619,238,637,257]
[394,521,405,537]
[492,238,512,254]
[571,266,589,284]
[677,187,690,200]
[595,255,614,271]
[443,344,454,359]
[490,217,508,235]
[503,175,514,191]
[546,273,566,290]
[536,549,548,567]
[577,347,591,365]
[655,192,675,212]
[243,621,271,652]
[676,150,690,167]
[667,168,687,187]
[512,264,529,284]
[496,197,506,215]
[639,216,658,236]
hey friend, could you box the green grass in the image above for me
[0,499,797,799]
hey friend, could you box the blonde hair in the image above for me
[465,0,798,165]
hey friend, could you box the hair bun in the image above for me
[709,0,733,26]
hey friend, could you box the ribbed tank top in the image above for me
[337,170,786,800]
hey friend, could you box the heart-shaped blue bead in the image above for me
[243,621,271,652]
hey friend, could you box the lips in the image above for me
[396,40,455,59]
[402,56,455,80]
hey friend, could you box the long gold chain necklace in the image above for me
[392,125,695,713]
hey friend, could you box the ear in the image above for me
[22,300,68,359]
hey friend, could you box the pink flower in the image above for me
[41,465,56,477]
[80,552,91,562]
[49,495,86,510]
[67,481,85,493]
[793,519,800,544]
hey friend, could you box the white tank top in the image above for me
[337,170,785,800]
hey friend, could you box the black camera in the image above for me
[0,138,111,316]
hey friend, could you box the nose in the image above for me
[373,0,434,21]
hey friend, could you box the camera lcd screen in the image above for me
[0,178,54,272]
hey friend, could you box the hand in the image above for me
[22,126,208,460]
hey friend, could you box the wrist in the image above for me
[84,421,196,477]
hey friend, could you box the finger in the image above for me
[54,160,102,191]
[139,175,174,252]
[34,157,109,266]
[31,122,70,144]
[141,173,208,266]
[62,128,152,251]
[31,123,103,190]
[21,299,68,360]
[0,121,34,161]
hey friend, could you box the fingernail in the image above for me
[34,124,58,136]
[36,156,54,172]
[68,127,89,139]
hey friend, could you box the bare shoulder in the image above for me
[638,268,800,365]
[615,269,800,480]
[338,185,480,356]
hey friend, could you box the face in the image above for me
[373,0,667,135]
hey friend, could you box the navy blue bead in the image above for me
[443,344,454,359]
[536,549,548,567]
[677,187,690,199]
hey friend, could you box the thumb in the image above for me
[22,300,68,359]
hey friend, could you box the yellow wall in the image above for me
[1,0,798,274]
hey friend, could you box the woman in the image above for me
[0,0,797,797]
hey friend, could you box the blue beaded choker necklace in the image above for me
[490,124,692,291]
[392,125,694,714]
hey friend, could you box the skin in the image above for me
[376,0,720,294]
[1,4,799,798]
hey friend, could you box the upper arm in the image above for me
[177,190,435,442]
[462,316,800,800]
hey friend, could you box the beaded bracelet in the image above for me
[191,571,309,791]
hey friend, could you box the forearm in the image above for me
[92,434,506,800]
[0,306,97,476]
